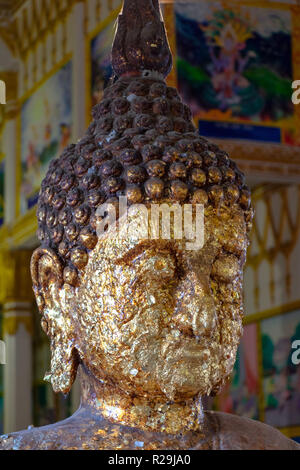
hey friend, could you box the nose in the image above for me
[173,268,217,338]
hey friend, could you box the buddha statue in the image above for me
[1,0,299,450]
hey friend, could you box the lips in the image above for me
[161,332,211,363]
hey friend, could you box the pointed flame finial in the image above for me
[112,0,172,79]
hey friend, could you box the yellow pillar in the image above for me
[0,250,34,433]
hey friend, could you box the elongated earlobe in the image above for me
[31,248,79,394]
[46,335,79,395]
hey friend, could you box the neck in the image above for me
[78,365,205,435]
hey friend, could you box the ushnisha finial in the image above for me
[112,0,172,79]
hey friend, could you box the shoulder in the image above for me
[0,429,43,450]
[0,427,60,450]
[0,418,78,450]
[206,411,300,450]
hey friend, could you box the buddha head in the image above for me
[30,0,253,404]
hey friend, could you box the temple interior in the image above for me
[0,0,299,446]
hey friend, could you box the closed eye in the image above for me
[114,240,177,265]
[121,246,178,284]
[140,253,177,281]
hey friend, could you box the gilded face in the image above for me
[60,204,248,401]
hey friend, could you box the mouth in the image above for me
[179,341,210,358]
[162,330,211,362]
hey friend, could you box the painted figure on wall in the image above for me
[175,1,293,142]
[201,9,256,112]
[21,61,72,213]
[216,323,259,420]
[91,19,117,106]
[262,310,300,428]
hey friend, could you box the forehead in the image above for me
[91,203,247,263]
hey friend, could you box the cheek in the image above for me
[211,279,243,347]
[213,288,243,382]
[72,282,124,360]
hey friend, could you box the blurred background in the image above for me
[0,0,299,444]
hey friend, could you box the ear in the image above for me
[31,248,79,394]
[31,247,63,317]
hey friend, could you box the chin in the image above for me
[157,360,218,400]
